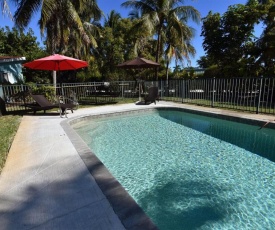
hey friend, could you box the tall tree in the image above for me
[201,3,262,77]
[253,0,275,75]
[164,18,195,84]
[11,0,102,58]
[122,0,200,79]
[105,10,122,29]
[0,25,49,83]
[74,0,102,58]
[93,17,137,80]
[1,0,12,18]
[0,26,44,58]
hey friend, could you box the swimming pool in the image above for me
[74,108,275,230]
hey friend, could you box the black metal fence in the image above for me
[1,77,275,115]
[160,77,275,114]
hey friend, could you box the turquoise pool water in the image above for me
[74,109,275,230]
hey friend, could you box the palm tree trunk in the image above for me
[155,26,162,81]
[165,60,169,97]
[156,28,161,63]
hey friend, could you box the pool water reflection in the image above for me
[74,109,275,230]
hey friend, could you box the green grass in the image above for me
[163,97,275,114]
[76,98,138,108]
[0,115,22,173]
[115,97,139,104]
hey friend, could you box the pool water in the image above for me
[74,110,275,230]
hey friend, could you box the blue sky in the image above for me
[2,0,261,67]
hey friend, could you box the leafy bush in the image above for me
[28,85,56,102]
[203,65,220,78]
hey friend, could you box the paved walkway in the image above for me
[0,102,274,229]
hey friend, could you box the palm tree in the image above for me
[45,0,102,58]
[164,38,195,84]
[10,0,102,58]
[1,0,12,18]
[164,9,196,85]
[122,0,200,79]
[76,2,102,59]
[105,10,121,29]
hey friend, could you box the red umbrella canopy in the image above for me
[117,57,160,69]
[23,54,88,71]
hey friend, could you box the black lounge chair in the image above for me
[26,94,76,117]
[144,87,159,105]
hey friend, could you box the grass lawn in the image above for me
[0,115,22,173]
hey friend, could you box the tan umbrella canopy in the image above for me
[117,57,160,101]
[117,57,160,69]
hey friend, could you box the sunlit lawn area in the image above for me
[0,115,22,173]
[163,97,275,114]
[78,96,138,105]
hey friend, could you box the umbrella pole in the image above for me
[139,82,141,101]
[139,70,142,102]
[53,70,57,95]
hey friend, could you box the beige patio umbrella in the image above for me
[117,57,160,101]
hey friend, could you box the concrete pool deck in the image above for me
[0,101,274,229]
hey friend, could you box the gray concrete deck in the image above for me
[0,102,274,229]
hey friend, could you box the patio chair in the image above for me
[144,87,159,105]
[25,94,76,117]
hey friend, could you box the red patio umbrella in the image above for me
[23,54,88,71]
[23,54,88,92]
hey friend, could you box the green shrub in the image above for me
[29,85,56,102]
[204,65,220,78]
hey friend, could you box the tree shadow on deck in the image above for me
[0,159,129,229]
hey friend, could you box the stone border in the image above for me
[156,107,275,129]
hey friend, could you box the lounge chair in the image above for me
[144,87,159,105]
[25,94,76,117]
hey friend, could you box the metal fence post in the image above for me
[256,76,263,114]
[0,85,7,115]
[61,83,64,97]
[160,80,163,98]
[181,79,185,103]
[211,77,216,108]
